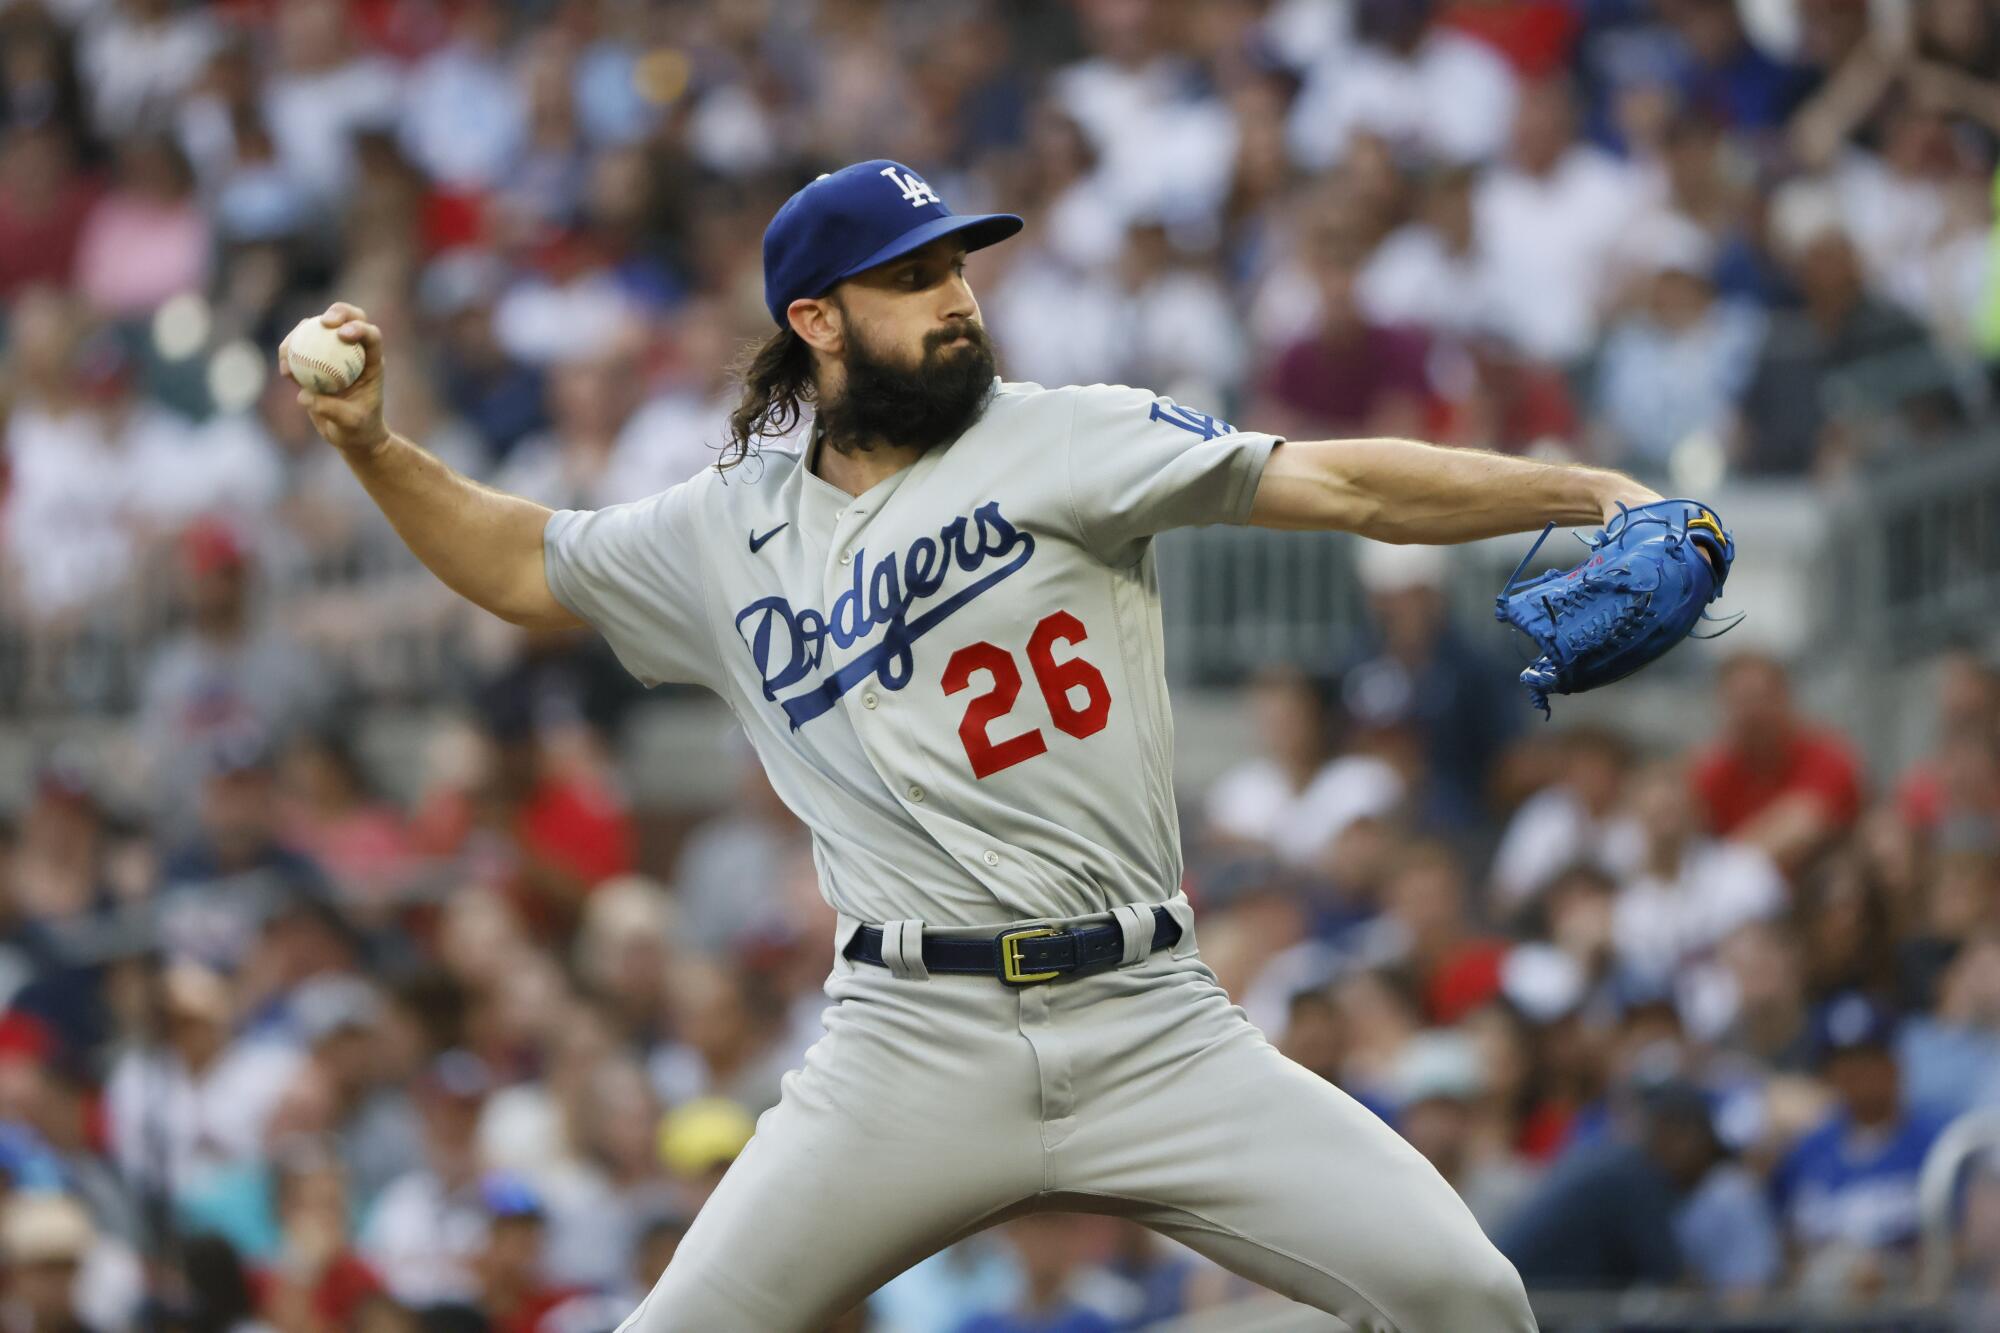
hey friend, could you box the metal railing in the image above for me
[1920,1107,2000,1300]
[1839,434,2000,663]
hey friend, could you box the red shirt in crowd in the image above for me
[1265,325,1435,436]
[517,775,636,889]
[1424,939,1510,1026]
[1690,729,1865,836]
[250,1252,385,1327]
[491,1286,585,1333]
[1438,1,1582,79]
[0,164,95,302]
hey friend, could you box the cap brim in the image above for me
[830,212,1024,290]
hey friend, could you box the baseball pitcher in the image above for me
[283,160,1731,1332]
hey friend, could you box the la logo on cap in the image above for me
[880,165,941,208]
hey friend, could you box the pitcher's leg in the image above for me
[620,977,1044,1333]
[1057,966,1535,1333]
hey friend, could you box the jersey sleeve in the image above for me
[1063,383,1282,563]
[542,481,719,688]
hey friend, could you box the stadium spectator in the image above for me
[1355,163,1485,338]
[462,1173,580,1333]
[1498,1083,1690,1290]
[1592,214,1766,476]
[1894,649,2000,835]
[1735,214,1954,477]
[1286,0,1519,172]
[1473,75,1652,365]
[669,757,802,954]
[492,337,648,513]
[1203,665,1402,873]
[103,961,302,1199]
[0,128,94,302]
[357,1050,495,1310]
[135,520,332,835]
[1341,540,1521,833]
[1899,930,2000,1118]
[0,1190,109,1333]
[1491,725,1641,912]
[1612,760,1787,995]
[73,135,209,318]
[950,1214,1137,1333]
[250,1135,385,1333]
[1257,241,1434,439]
[1691,653,1865,870]
[1365,843,1509,1025]
[1773,994,1951,1298]
[1498,1076,1775,1294]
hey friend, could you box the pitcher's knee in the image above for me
[1419,1247,1535,1333]
[1378,1240,1533,1333]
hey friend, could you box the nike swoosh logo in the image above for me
[748,523,788,553]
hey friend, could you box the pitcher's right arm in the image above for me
[280,304,583,631]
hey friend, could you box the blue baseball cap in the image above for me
[1811,993,1899,1064]
[762,159,1022,327]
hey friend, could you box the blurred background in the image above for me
[0,0,1996,1330]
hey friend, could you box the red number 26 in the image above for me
[942,611,1112,779]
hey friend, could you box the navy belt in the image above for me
[844,907,1182,985]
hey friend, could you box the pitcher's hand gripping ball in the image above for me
[284,316,366,394]
[1495,498,1739,717]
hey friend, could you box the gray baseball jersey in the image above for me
[543,379,1278,926]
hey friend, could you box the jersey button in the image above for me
[907,784,924,803]
[982,849,1001,867]
[839,550,853,565]
[862,691,878,710]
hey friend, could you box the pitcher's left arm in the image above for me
[1249,437,1662,542]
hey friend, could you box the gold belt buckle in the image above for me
[999,927,1062,985]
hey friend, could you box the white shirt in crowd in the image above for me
[1287,30,1517,171]
[103,1041,304,1194]
[359,1168,488,1308]
[1052,55,1239,228]
[77,3,217,137]
[1475,148,1657,363]
[1490,786,1646,909]
[611,388,741,495]
[1205,754,1405,871]
[1612,839,1787,987]
[985,250,1128,389]
[262,54,402,200]
[5,403,171,618]
[1357,222,1491,338]
[1832,149,1991,348]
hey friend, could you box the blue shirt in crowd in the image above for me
[1771,1107,1951,1251]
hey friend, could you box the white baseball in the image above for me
[285,317,366,395]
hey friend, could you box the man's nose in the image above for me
[939,272,976,322]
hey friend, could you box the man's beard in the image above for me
[817,318,998,456]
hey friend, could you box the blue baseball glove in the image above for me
[1494,498,1739,717]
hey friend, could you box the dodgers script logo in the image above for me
[735,502,1034,730]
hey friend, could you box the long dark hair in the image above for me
[721,326,815,471]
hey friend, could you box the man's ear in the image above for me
[787,297,843,355]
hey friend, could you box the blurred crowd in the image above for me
[0,0,1997,1330]
[11,498,2000,1333]
[0,0,1997,639]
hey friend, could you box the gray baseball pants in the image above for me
[616,897,1537,1332]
